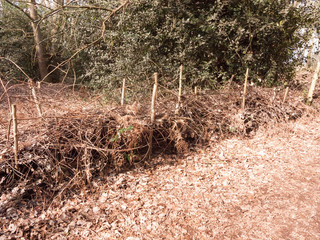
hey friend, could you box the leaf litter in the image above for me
[0,73,319,239]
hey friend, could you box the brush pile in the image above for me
[0,84,305,203]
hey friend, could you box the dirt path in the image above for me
[1,113,320,239]
[105,114,319,240]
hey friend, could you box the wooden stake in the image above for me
[194,86,198,95]
[12,104,18,168]
[307,59,320,105]
[241,68,249,110]
[83,147,92,188]
[150,73,158,123]
[7,119,12,146]
[148,73,158,159]
[0,77,11,109]
[282,86,289,104]
[228,74,235,88]
[0,77,13,145]
[178,65,183,103]
[121,78,126,106]
[28,79,43,117]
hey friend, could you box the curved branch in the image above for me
[4,0,33,21]
[62,5,114,12]
[0,57,31,79]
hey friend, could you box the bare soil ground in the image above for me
[1,71,320,239]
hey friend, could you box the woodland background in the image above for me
[0,0,320,99]
[1,2,320,238]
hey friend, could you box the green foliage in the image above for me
[111,126,134,142]
[73,0,312,90]
[0,0,317,90]
[0,1,35,79]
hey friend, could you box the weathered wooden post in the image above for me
[307,59,320,105]
[121,78,126,106]
[241,68,249,110]
[148,73,158,159]
[12,104,18,168]
[282,86,289,104]
[178,65,183,104]
[28,79,43,117]
[175,65,184,114]
[228,74,235,88]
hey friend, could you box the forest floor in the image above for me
[1,71,320,239]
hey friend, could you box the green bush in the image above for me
[0,2,35,79]
[72,0,309,91]
[0,0,314,90]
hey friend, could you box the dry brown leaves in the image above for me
[1,113,319,239]
[0,75,319,239]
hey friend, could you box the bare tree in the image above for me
[3,0,129,82]
[50,0,64,54]
[28,0,51,81]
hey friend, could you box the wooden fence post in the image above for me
[148,73,158,159]
[28,79,43,117]
[0,77,12,145]
[151,73,158,123]
[241,68,249,110]
[12,104,18,168]
[175,65,183,114]
[178,65,183,104]
[307,59,320,105]
[121,78,126,106]
[228,74,235,88]
[282,86,289,104]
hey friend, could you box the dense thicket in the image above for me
[0,0,318,90]
[98,0,307,87]
[0,1,34,77]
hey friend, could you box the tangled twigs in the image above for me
[0,86,305,203]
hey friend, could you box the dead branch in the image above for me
[0,57,32,80]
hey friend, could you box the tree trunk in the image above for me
[51,0,64,54]
[29,0,51,82]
